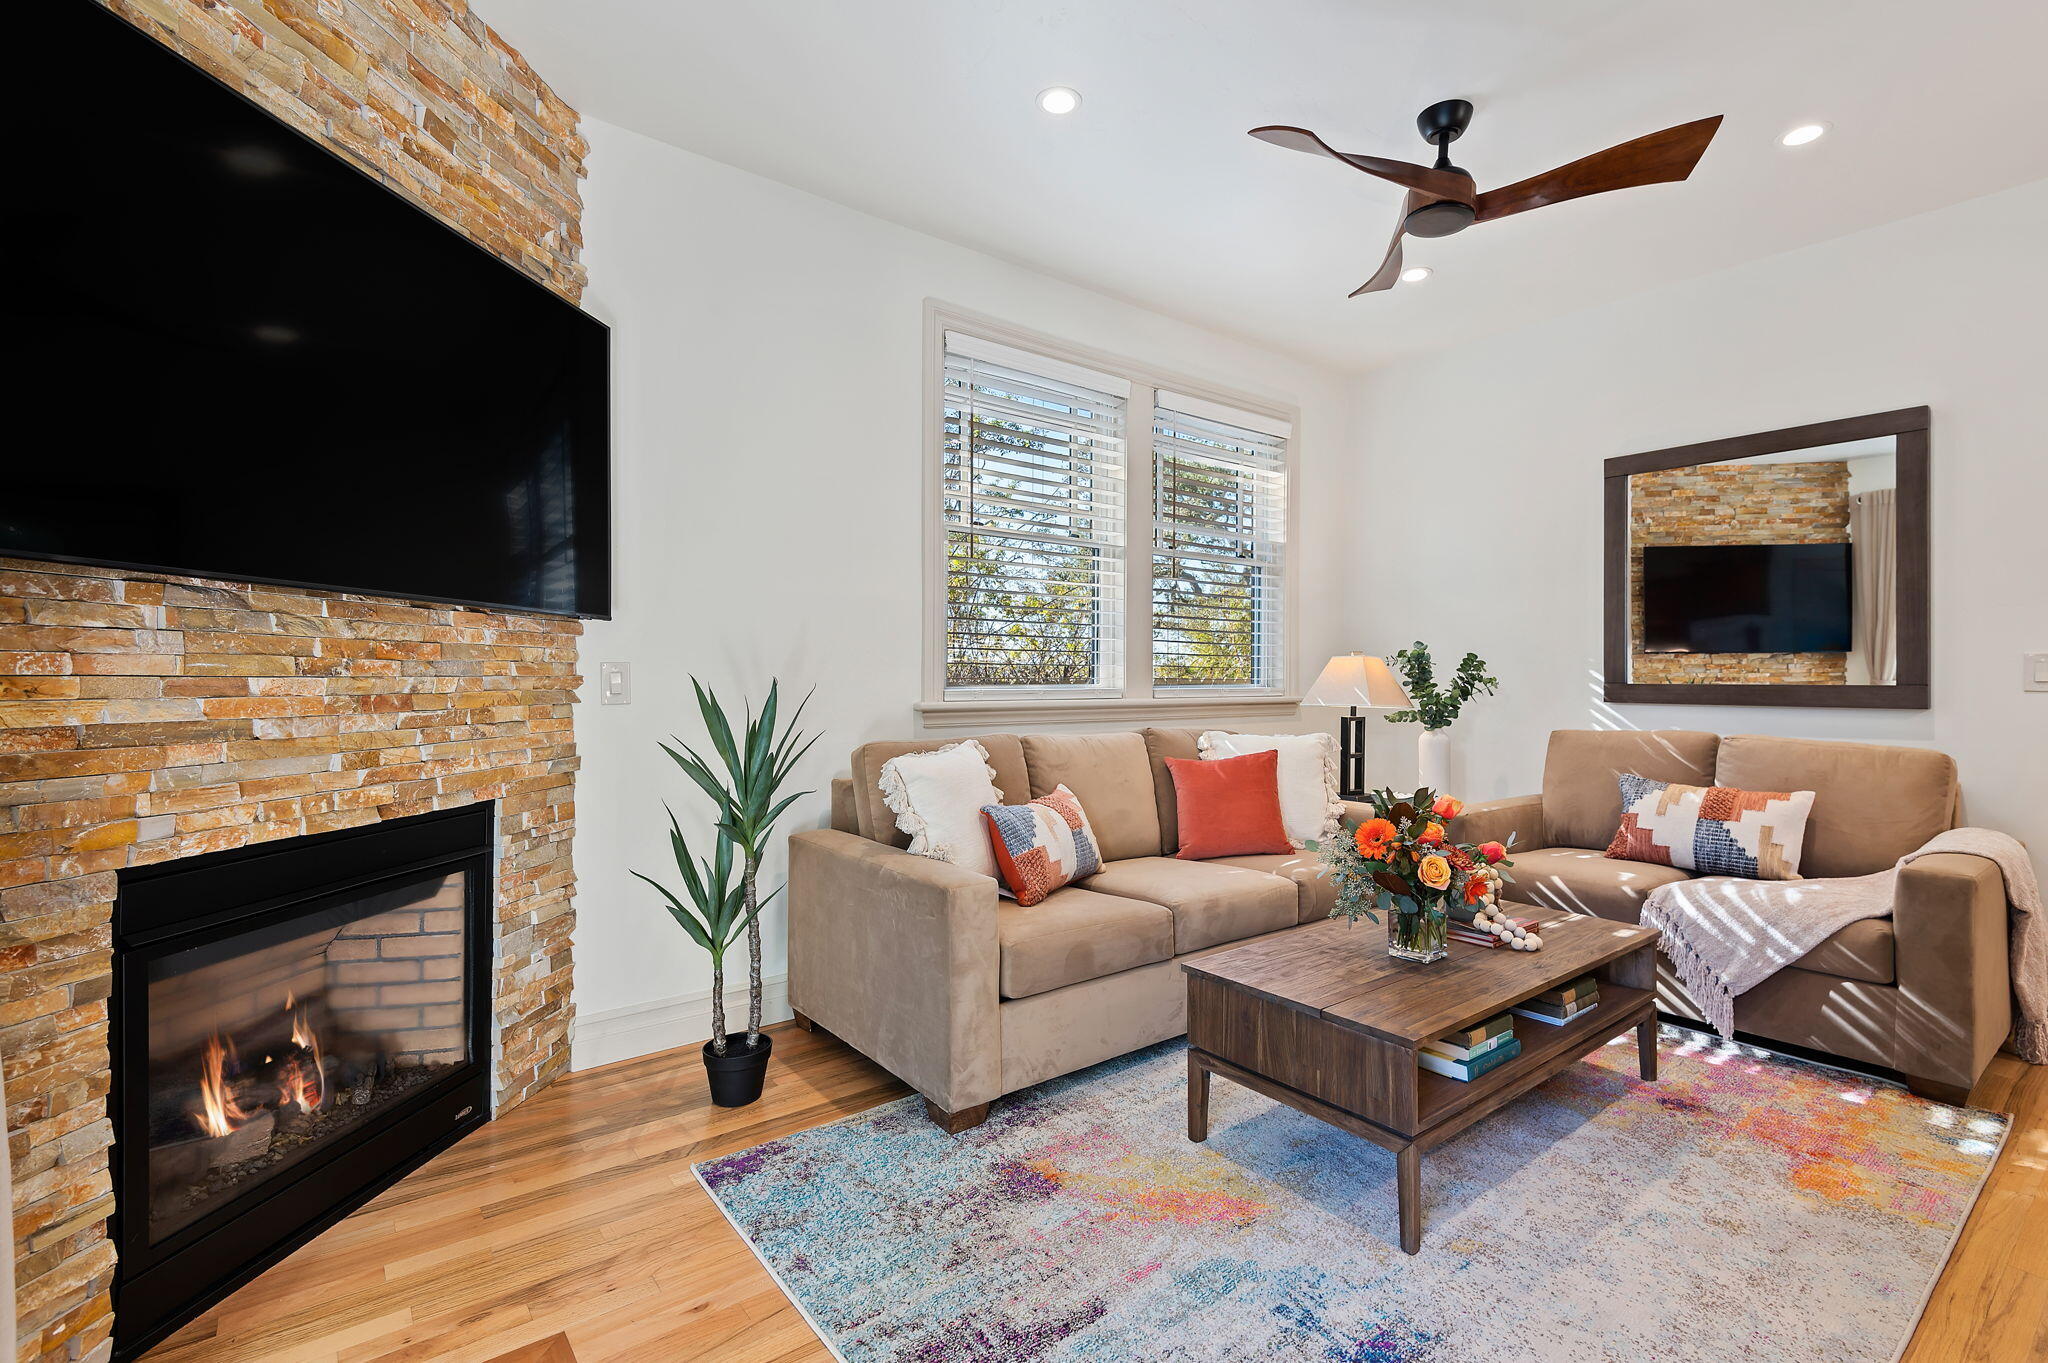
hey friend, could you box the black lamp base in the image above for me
[1338,709,1367,802]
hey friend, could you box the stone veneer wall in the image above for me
[1628,461,1851,684]
[3,5,587,1359]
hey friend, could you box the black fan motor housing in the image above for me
[1404,198,1477,238]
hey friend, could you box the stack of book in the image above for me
[1511,975,1600,1026]
[1418,1013,1521,1081]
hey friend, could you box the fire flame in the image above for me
[193,998,327,1139]
[278,1005,325,1114]
[196,1032,250,1137]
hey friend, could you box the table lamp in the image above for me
[1304,652,1411,801]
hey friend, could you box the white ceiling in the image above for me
[478,0,2048,373]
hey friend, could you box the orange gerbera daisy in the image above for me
[1354,817,1397,858]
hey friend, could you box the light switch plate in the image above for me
[599,661,632,705]
[2026,652,2048,693]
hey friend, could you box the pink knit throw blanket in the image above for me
[1640,827,2045,1064]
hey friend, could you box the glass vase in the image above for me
[1388,904,1449,963]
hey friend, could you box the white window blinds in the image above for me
[1151,394,1289,689]
[941,334,1128,693]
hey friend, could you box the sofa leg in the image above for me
[924,1099,991,1134]
[1903,1073,1973,1107]
[790,1010,823,1035]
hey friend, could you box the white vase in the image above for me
[1417,728,1452,793]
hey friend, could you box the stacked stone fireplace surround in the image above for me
[2,4,588,1358]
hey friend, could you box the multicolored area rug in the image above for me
[695,1029,2007,1362]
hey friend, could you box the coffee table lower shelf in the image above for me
[1187,984,1657,1254]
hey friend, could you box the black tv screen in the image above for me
[1642,544,1852,654]
[4,3,611,618]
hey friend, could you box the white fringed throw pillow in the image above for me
[876,739,1003,880]
[1198,731,1343,849]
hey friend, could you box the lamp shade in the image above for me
[1303,652,1411,709]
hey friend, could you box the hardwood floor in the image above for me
[144,1025,2045,1363]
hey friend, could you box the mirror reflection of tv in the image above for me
[1642,544,1852,654]
[4,2,610,618]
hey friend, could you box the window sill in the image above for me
[914,694,1304,730]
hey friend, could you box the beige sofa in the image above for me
[788,726,2010,1129]
[1448,729,2010,1104]
[788,729,1360,1130]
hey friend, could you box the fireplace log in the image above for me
[205,1110,275,1169]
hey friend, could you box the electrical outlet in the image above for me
[2025,652,2048,693]
[599,661,632,705]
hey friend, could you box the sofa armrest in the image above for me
[1892,851,2013,1098]
[786,829,1002,1112]
[1339,800,1376,830]
[1446,794,1544,851]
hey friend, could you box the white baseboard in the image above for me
[571,972,792,1071]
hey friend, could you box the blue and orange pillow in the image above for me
[981,785,1102,906]
[1604,773,1816,880]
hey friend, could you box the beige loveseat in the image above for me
[1448,729,2010,1104]
[788,730,1360,1130]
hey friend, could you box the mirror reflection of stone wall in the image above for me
[1627,436,1898,686]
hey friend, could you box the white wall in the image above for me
[1348,178,2048,879]
[570,117,1357,1067]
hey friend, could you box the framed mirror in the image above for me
[1603,407,1929,708]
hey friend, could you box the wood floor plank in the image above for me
[139,1022,2038,1363]
[480,1333,578,1363]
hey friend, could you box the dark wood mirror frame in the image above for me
[1603,406,1929,709]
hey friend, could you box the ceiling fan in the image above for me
[1250,100,1723,297]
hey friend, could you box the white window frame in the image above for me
[919,301,1301,729]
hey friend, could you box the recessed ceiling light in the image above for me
[1400,266,1433,283]
[1036,86,1082,116]
[1779,122,1828,147]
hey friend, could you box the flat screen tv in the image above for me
[1642,544,1852,654]
[5,3,611,618]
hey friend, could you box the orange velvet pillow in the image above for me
[1164,750,1293,860]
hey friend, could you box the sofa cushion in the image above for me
[1541,729,1719,851]
[1021,732,1162,862]
[1141,728,1204,855]
[1212,852,1335,924]
[1605,775,1817,880]
[1083,856,1297,953]
[851,734,1029,847]
[1163,751,1293,859]
[873,740,1006,879]
[1508,847,1693,923]
[997,887,1173,1000]
[1791,918,1895,986]
[1716,734,1957,878]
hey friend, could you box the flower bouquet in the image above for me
[1309,787,1516,962]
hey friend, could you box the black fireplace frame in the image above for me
[109,804,494,1360]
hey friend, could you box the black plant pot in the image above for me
[702,1031,772,1107]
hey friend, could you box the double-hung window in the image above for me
[927,310,1295,722]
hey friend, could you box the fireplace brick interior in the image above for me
[0,6,590,1358]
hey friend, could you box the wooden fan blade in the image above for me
[1251,126,1475,204]
[1349,194,1416,298]
[1474,115,1722,223]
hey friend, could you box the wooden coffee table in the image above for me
[1182,903,1660,1254]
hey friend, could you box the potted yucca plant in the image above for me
[634,678,815,1106]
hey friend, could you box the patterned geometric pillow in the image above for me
[1604,773,1817,880]
[981,785,1102,906]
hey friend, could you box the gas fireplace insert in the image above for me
[110,805,492,1359]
